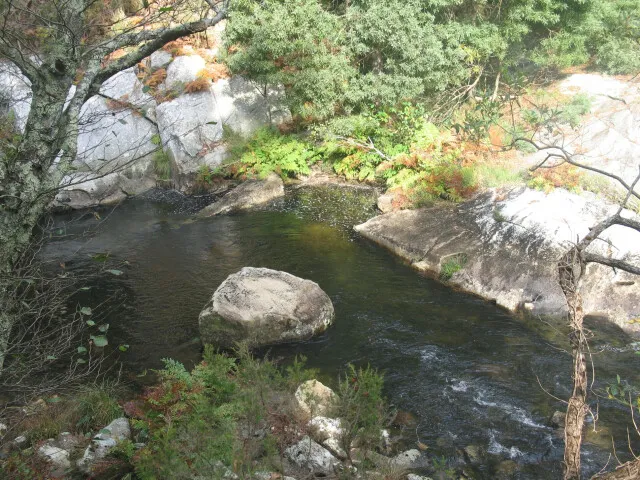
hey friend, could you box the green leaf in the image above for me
[80,287,92,291]
[119,344,130,352]
[90,335,109,347]
[99,428,112,435]
[159,6,173,12]
[47,396,62,403]
[118,119,128,125]
[76,358,87,364]
[617,374,621,384]
[142,85,151,93]
[98,323,110,333]
[80,306,93,316]
[86,320,96,327]
[77,346,87,354]
[107,269,123,276]
[46,355,57,361]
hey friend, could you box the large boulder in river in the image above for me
[196,173,284,217]
[356,187,640,328]
[199,267,334,348]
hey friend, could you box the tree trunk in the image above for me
[560,249,589,480]
[0,76,72,370]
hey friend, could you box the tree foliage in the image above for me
[226,0,638,120]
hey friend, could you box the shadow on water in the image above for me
[42,185,640,478]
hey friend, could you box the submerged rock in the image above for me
[196,174,284,217]
[199,267,334,348]
[355,187,640,327]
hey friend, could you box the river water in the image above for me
[42,185,640,478]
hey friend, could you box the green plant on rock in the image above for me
[153,149,171,181]
[440,254,469,281]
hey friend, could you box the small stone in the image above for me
[377,193,396,213]
[407,475,434,480]
[550,410,566,428]
[149,50,173,70]
[295,380,338,418]
[391,448,421,468]
[37,443,71,477]
[13,435,27,447]
[463,444,484,464]
[285,436,340,475]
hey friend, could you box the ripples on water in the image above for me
[43,185,640,479]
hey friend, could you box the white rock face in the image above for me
[356,187,640,326]
[156,90,223,181]
[53,92,158,209]
[165,55,206,89]
[199,268,335,348]
[0,61,32,132]
[525,73,640,199]
[101,68,148,104]
[1,54,289,208]
[295,381,338,418]
[78,417,131,473]
[211,76,290,136]
[285,436,340,476]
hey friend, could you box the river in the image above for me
[42,185,640,479]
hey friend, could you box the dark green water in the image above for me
[43,186,640,478]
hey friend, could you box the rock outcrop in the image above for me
[199,267,334,348]
[356,187,640,327]
[196,173,284,217]
[525,73,640,200]
[0,47,290,209]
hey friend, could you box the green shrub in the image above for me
[133,346,318,479]
[336,364,389,460]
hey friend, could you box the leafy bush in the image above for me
[222,127,320,179]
